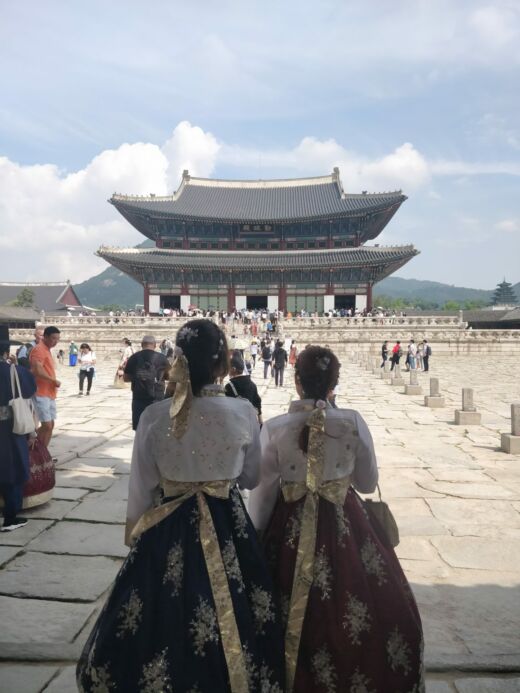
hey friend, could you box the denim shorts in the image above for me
[33,396,57,423]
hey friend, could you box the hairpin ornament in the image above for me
[177,326,198,342]
[316,355,331,371]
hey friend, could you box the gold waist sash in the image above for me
[129,479,249,693]
[284,406,352,693]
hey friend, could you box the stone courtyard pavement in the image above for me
[1,355,519,692]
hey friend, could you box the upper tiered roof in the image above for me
[110,169,406,224]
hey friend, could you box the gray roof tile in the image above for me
[111,172,405,223]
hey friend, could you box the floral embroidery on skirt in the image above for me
[263,487,424,692]
[77,487,284,693]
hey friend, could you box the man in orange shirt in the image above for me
[30,326,61,448]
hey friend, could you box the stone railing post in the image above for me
[391,363,404,386]
[424,377,445,407]
[455,388,481,425]
[405,368,422,395]
[501,403,520,454]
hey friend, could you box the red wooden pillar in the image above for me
[227,286,236,312]
[144,284,150,313]
[367,284,373,311]
[278,285,287,312]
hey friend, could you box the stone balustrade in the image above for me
[11,315,520,357]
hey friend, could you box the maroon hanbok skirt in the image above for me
[263,487,424,693]
[23,439,55,508]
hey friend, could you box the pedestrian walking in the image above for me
[77,344,96,396]
[123,335,170,430]
[68,341,78,367]
[248,345,424,692]
[272,339,287,387]
[224,351,262,424]
[423,339,432,371]
[261,340,272,379]
[381,340,389,368]
[30,326,61,449]
[390,340,402,371]
[289,339,298,367]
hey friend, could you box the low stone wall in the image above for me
[11,316,520,359]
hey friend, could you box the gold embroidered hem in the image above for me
[128,479,249,693]
[284,405,352,693]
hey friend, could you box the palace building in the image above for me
[99,168,418,314]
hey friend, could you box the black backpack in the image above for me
[262,346,272,361]
[135,354,164,400]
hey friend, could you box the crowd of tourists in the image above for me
[1,318,425,691]
[381,338,432,372]
[72,318,424,692]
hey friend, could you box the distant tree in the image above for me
[442,300,461,311]
[98,304,124,312]
[11,287,35,307]
[462,300,488,310]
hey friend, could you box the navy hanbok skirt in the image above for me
[77,487,284,693]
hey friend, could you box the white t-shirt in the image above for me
[79,351,96,370]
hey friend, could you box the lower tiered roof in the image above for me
[98,245,418,284]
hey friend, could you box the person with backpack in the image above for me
[272,339,288,387]
[390,340,402,371]
[423,340,432,372]
[261,340,272,380]
[123,335,170,430]
[16,326,44,370]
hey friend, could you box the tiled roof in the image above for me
[0,282,79,314]
[110,170,406,223]
[98,245,418,270]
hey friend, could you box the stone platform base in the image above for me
[405,385,423,395]
[425,395,445,408]
[455,410,482,425]
[391,378,405,386]
[501,433,520,454]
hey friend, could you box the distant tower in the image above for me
[491,279,518,306]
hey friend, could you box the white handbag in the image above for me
[9,364,36,435]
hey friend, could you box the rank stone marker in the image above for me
[391,363,405,386]
[501,402,520,454]
[424,377,445,407]
[405,369,422,395]
[455,388,482,425]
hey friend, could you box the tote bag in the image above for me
[9,364,36,435]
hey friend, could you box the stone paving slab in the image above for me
[0,546,22,567]
[0,520,54,547]
[42,666,77,693]
[431,536,520,571]
[0,552,122,601]
[51,486,89,501]
[27,521,128,558]
[22,500,79,521]
[0,595,94,644]
[55,470,116,491]
[0,664,57,693]
[454,678,520,692]
[65,496,126,523]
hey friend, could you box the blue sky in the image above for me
[0,0,518,287]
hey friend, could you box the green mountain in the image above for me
[75,266,143,309]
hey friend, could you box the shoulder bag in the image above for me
[364,484,400,547]
[9,364,37,435]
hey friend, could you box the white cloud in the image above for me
[495,219,520,233]
[0,122,218,282]
[0,120,518,283]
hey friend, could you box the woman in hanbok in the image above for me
[288,341,298,368]
[248,345,424,693]
[77,319,284,693]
